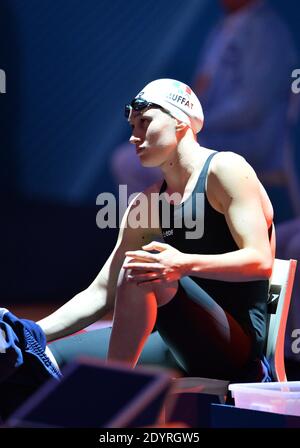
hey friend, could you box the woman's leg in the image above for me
[48,327,112,368]
[48,327,182,372]
[107,259,178,367]
[49,274,259,381]
[156,277,256,381]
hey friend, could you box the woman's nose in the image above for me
[129,135,141,144]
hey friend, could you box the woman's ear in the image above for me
[175,121,188,132]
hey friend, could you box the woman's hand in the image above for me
[123,241,188,286]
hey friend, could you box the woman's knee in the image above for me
[116,258,178,307]
[152,281,179,307]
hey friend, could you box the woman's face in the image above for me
[129,107,178,168]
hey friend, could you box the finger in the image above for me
[125,250,158,262]
[128,272,162,282]
[128,268,152,276]
[142,242,169,252]
[123,262,163,271]
[127,268,158,277]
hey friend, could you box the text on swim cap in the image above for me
[166,92,194,109]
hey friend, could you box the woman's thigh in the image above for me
[156,276,254,380]
[48,327,182,372]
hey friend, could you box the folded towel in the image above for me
[0,308,61,420]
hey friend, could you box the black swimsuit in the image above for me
[155,152,269,380]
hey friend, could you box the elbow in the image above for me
[257,255,273,279]
[246,248,273,279]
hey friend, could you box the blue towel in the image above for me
[0,308,61,420]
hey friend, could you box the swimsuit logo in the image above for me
[267,284,281,314]
[162,229,174,238]
[269,294,279,304]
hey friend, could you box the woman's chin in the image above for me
[140,159,160,168]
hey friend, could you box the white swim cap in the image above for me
[135,79,204,133]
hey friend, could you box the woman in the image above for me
[42,79,275,381]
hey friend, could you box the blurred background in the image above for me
[0,0,299,371]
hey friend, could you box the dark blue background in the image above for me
[0,0,299,304]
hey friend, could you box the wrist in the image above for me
[178,253,193,277]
